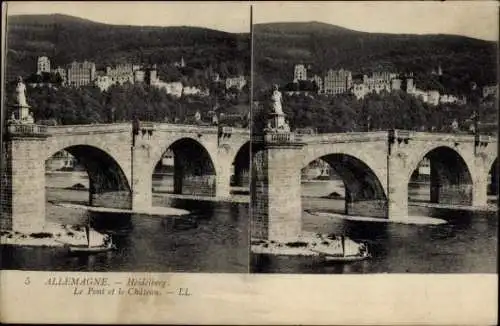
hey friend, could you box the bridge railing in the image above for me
[252,131,303,143]
[47,123,131,135]
[301,131,388,143]
[6,123,48,137]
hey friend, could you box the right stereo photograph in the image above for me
[250,2,498,274]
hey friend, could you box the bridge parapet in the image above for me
[47,123,131,135]
[409,131,478,143]
[154,122,249,135]
[302,131,388,144]
[252,131,303,144]
[6,123,48,138]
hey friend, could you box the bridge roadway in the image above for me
[1,123,497,236]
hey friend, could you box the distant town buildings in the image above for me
[288,63,471,106]
[294,64,307,82]
[225,75,247,91]
[152,80,184,97]
[67,61,96,87]
[323,69,352,95]
[37,56,51,74]
[29,56,248,99]
[483,85,498,98]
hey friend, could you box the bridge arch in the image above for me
[302,153,388,218]
[45,145,132,208]
[152,137,218,196]
[405,144,475,186]
[231,141,251,187]
[408,145,473,205]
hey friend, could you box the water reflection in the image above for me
[251,181,497,274]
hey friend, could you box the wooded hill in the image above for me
[254,21,497,96]
[6,14,250,81]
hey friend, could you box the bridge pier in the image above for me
[387,133,410,220]
[471,162,489,208]
[1,128,47,232]
[132,144,152,211]
[215,164,231,198]
[472,179,488,207]
[251,137,304,242]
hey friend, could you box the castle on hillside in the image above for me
[290,63,471,106]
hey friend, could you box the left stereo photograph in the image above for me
[1,2,252,273]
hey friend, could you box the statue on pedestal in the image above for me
[266,84,288,131]
[271,84,283,115]
[14,77,32,123]
[16,77,29,107]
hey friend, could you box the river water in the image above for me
[252,180,497,273]
[2,172,249,273]
[2,173,497,273]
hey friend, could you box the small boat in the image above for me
[311,235,371,262]
[68,214,116,254]
[68,239,116,254]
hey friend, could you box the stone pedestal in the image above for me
[251,133,304,241]
[215,167,231,198]
[131,144,152,211]
[387,152,409,220]
[1,126,48,232]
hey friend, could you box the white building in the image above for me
[37,56,51,74]
[427,90,440,106]
[483,85,498,98]
[363,74,391,94]
[134,69,145,83]
[323,69,352,95]
[351,83,367,100]
[152,80,184,98]
[225,76,246,90]
[67,61,96,87]
[294,64,307,82]
[412,88,428,103]
[440,94,459,104]
[95,75,113,92]
[183,85,209,97]
[105,64,134,85]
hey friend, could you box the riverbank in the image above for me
[409,201,498,212]
[155,192,250,204]
[307,210,448,225]
[0,222,107,247]
[54,202,190,216]
[251,231,362,257]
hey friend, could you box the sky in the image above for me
[5,1,252,33]
[253,1,498,41]
[5,1,499,41]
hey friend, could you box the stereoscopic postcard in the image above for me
[1,1,497,324]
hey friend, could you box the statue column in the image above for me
[1,77,48,232]
[251,86,304,242]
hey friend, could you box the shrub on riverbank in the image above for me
[29,232,53,238]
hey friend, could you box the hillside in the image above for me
[253,22,497,95]
[6,14,250,80]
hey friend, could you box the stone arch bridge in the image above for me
[251,130,497,241]
[1,124,497,236]
[1,122,249,231]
